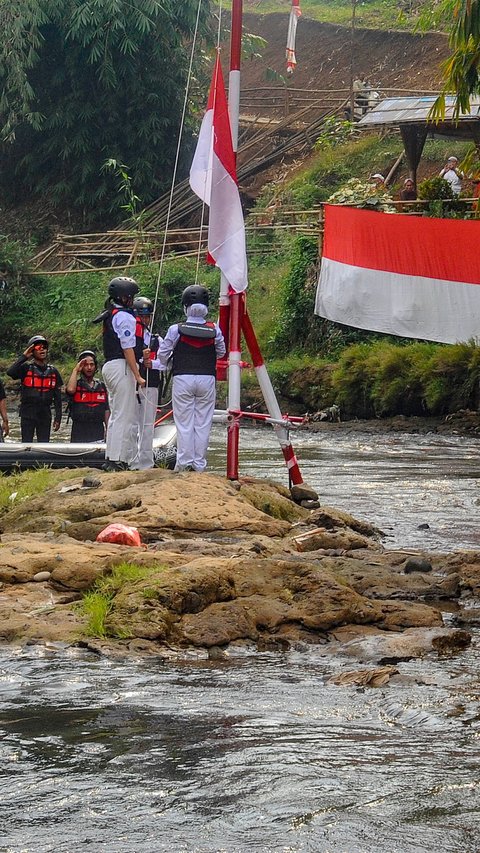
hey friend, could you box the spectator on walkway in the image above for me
[439,156,463,195]
[400,178,417,201]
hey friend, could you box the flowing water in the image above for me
[2,418,480,852]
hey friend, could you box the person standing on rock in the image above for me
[130,296,164,470]
[0,378,9,441]
[99,276,146,470]
[7,335,63,442]
[152,285,225,472]
[66,350,109,443]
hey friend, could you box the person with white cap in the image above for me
[439,156,463,195]
[152,285,225,472]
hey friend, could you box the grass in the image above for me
[0,467,80,513]
[79,561,163,639]
[230,0,429,32]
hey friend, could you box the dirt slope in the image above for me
[241,12,449,92]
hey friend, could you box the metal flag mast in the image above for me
[221,0,306,487]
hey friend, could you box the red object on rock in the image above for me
[96,523,142,547]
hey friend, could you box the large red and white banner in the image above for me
[189,55,248,293]
[315,205,480,344]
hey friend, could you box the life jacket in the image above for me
[103,306,135,362]
[134,317,146,362]
[69,377,108,422]
[172,321,217,377]
[21,363,58,406]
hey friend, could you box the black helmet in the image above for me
[28,335,49,349]
[78,349,97,366]
[181,284,209,309]
[108,276,139,301]
[133,296,154,316]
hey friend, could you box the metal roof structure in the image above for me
[358,96,480,184]
[358,95,480,131]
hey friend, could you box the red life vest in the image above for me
[72,388,107,407]
[70,378,108,422]
[21,364,58,407]
[22,365,58,391]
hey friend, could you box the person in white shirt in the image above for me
[130,296,164,470]
[439,156,463,195]
[100,277,145,470]
[152,285,225,472]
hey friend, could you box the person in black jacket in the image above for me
[66,350,109,442]
[0,379,9,441]
[7,335,63,442]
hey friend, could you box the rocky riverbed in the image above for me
[0,468,477,668]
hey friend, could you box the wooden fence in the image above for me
[29,199,479,276]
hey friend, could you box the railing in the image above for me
[30,199,478,275]
[239,87,441,119]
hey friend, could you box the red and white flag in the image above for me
[315,205,480,344]
[286,0,301,74]
[189,55,248,293]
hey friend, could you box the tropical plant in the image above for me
[327,178,396,212]
[427,0,480,119]
[0,0,213,222]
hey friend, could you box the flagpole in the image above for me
[225,0,306,487]
[225,0,244,479]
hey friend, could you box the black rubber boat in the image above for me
[0,421,177,472]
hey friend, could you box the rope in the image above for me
[151,0,207,317]
[136,0,206,460]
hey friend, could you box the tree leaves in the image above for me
[0,0,213,221]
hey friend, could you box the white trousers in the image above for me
[172,374,216,471]
[102,359,138,463]
[130,384,158,470]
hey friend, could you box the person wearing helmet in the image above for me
[6,336,63,442]
[129,297,164,469]
[101,277,146,470]
[66,350,109,443]
[151,285,225,472]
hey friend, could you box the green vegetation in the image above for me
[0,467,79,513]
[80,561,159,638]
[238,0,427,31]
[0,0,212,222]
[426,0,480,119]
[263,341,480,418]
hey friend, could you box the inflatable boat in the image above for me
[0,420,177,472]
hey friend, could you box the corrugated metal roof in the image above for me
[358,96,480,126]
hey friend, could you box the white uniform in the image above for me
[130,327,163,470]
[102,310,138,464]
[154,312,225,472]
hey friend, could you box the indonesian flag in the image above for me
[315,205,480,344]
[286,0,301,74]
[189,55,248,293]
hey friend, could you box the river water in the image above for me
[1,420,480,852]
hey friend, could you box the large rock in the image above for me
[0,469,469,654]
[0,471,298,541]
[105,556,441,648]
[333,626,471,662]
